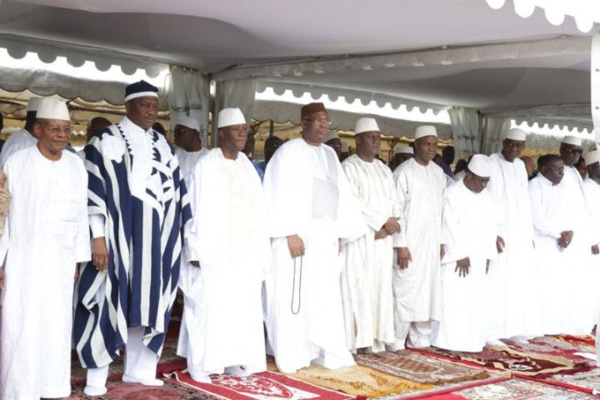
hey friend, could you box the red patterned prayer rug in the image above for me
[70,380,221,399]
[412,343,594,379]
[166,370,353,400]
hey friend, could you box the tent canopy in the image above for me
[0,0,595,132]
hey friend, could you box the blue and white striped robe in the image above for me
[74,121,191,368]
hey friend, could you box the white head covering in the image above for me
[36,98,70,121]
[395,146,414,155]
[561,135,582,146]
[505,128,527,141]
[27,97,41,112]
[177,116,200,132]
[414,125,437,140]
[354,117,381,135]
[585,150,600,166]
[325,131,340,142]
[468,154,491,177]
[217,108,246,129]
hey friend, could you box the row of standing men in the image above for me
[0,80,598,399]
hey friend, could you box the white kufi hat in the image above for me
[36,97,70,121]
[414,125,437,140]
[177,116,200,132]
[217,108,246,129]
[561,135,582,146]
[505,128,527,141]
[468,154,491,178]
[354,117,381,136]
[585,150,600,166]
[395,146,414,155]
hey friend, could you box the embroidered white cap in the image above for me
[505,128,527,141]
[354,117,381,136]
[395,146,414,155]
[561,135,582,146]
[468,154,491,178]
[217,108,246,129]
[414,125,437,140]
[36,97,70,121]
[177,116,200,132]
[585,150,600,166]
[27,97,41,112]
[325,131,340,142]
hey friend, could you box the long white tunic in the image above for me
[175,147,209,186]
[263,138,365,373]
[529,174,573,334]
[341,155,399,352]
[0,128,37,166]
[392,158,446,322]
[433,179,496,352]
[177,148,270,374]
[583,177,600,324]
[561,166,595,334]
[486,153,541,339]
[0,147,90,400]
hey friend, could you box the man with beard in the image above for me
[389,125,446,350]
[486,128,540,345]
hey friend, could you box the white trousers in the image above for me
[394,320,433,349]
[87,326,159,387]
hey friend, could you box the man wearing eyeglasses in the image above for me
[528,154,572,335]
[558,136,595,335]
[263,102,365,373]
[486,128,540,346]
[0,97,90,399]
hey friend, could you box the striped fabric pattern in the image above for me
[74,123,191,368]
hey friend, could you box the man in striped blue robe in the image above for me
[73,80,191,396]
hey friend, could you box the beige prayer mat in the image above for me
[289,364,433,398]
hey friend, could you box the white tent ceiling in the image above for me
[0,0,596,131]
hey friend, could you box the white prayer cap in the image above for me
[354,117,381,136]
[561,135,582,146]
[505,128,527,141]
[325,131,340,142]
[217,108,246,129]
[414,125,437,140]
[177,116,200,132]
[341,141,349,152]
[27,97,41,112]
[585,150,600,166]
[36,97,70,121]
[468,154,491,177]
[395,146,414,155]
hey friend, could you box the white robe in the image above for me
[583,177,600,329]
[177,148,269,375]
[263,138,365,373]
[561,169,597,334]
[175,147,209,187]
[392,158,446,322]
[340,155,399,352]
[486,153,541,339]
[433,179,496,352]
[0,147,90,399]
[529,174,573,334]
[0,128,37,166]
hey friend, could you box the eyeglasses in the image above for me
[565,148,583,154]
[304,118,332,126]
